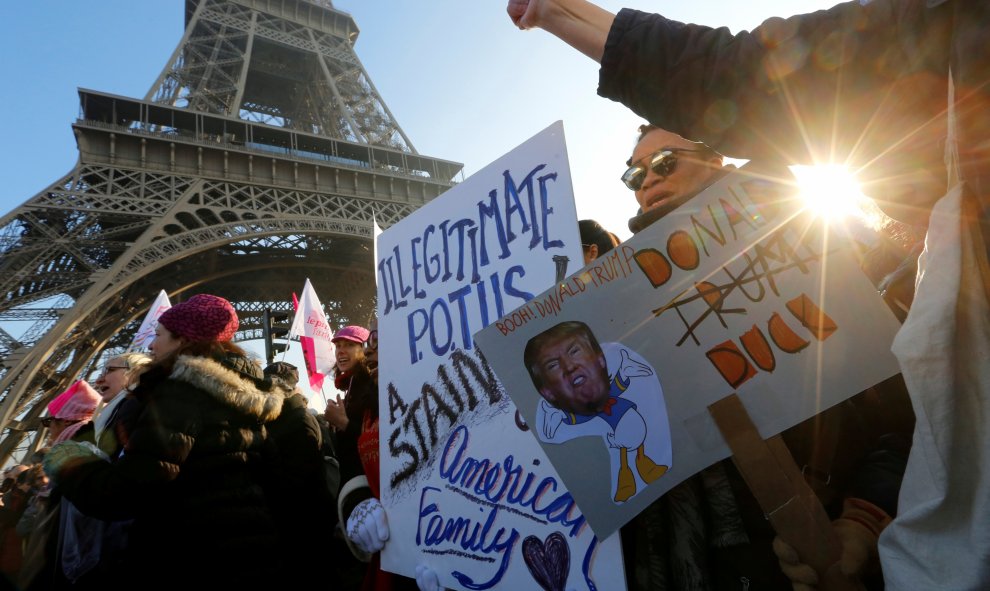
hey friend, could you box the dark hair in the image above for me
[28,448,49,465]
[523,321,604,390]
[264,361,299,389]
[19,464,46,490]
[341,360,376,424]
[579,220,620,258]
[628,123,722,166]
[332,343,367,380]
[636,123,659,143]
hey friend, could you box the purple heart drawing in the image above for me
[522,531,570,591]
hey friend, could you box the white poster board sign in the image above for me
[474,165,903,539]
[377,122,627,590]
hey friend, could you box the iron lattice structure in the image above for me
[0,0,462,462]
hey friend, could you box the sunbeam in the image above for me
[791,164,866,221]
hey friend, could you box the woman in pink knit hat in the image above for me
[42,380,101,446]
[15,382,101,590]
[42,294,290,590]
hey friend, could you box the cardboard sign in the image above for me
[474,165,903,539]
[377,122,627,590]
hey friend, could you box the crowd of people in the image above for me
[0,295,396,591]
[1,0,987,589]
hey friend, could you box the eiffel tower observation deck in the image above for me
[0,0,462,462]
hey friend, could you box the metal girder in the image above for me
[0,0,463,464]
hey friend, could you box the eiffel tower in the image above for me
[0,0,461,462]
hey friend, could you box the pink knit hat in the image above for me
[48,380,101,420]
[158,294,239,342]
[46,381,101,445]
[332,325,369,344]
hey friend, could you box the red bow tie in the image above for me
[602,397,618,416]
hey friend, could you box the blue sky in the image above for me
[1,0,839,238]
[0,0,838,404]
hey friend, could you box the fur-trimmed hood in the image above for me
[170,354,286,422]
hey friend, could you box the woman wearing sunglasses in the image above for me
[623,124,726,234]
[40,382,102,448]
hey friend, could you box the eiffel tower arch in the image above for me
[0,0,461,462]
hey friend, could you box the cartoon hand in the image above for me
[618,349,652,379]
[605,430,619,449]
[540,399,565,439]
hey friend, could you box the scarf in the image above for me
[334,370,353,392]
[93,392,126,440]
[52,420,91,445]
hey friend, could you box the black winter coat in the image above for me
[262,389,336,584]
[57,353,284,591]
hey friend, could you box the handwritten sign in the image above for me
[378,122,626,590]
[474,165,903,539]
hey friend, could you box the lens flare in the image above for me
[791,164,866,221]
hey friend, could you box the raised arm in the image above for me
[507,0,615,63]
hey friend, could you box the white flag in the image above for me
[373,213,383,287]
[289,279,335,390]
[129,290,171,351]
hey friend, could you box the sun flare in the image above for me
[791,164,866,221]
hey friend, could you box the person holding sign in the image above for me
[630,125,912,590]
[610,149,803,587]
[622,125,728,234]
[326,324,418,591]
[524,320,671,503]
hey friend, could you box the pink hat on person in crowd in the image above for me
[157,294,239,343]
[55,381,101,421]
[47,380,101,445]
[47,380,101,420]
[331,325,370,344]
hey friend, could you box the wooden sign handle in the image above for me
[708,394,857,591]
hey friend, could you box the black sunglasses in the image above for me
[40,417,79,428]
[621,147,711,191]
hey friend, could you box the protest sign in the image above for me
[474,165,903,539]
[377,122,627,590]
[128,289,171,351]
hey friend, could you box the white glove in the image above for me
[346,498,389,553]
[415,564,444,591]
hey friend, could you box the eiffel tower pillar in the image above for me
[0,0,462,462]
